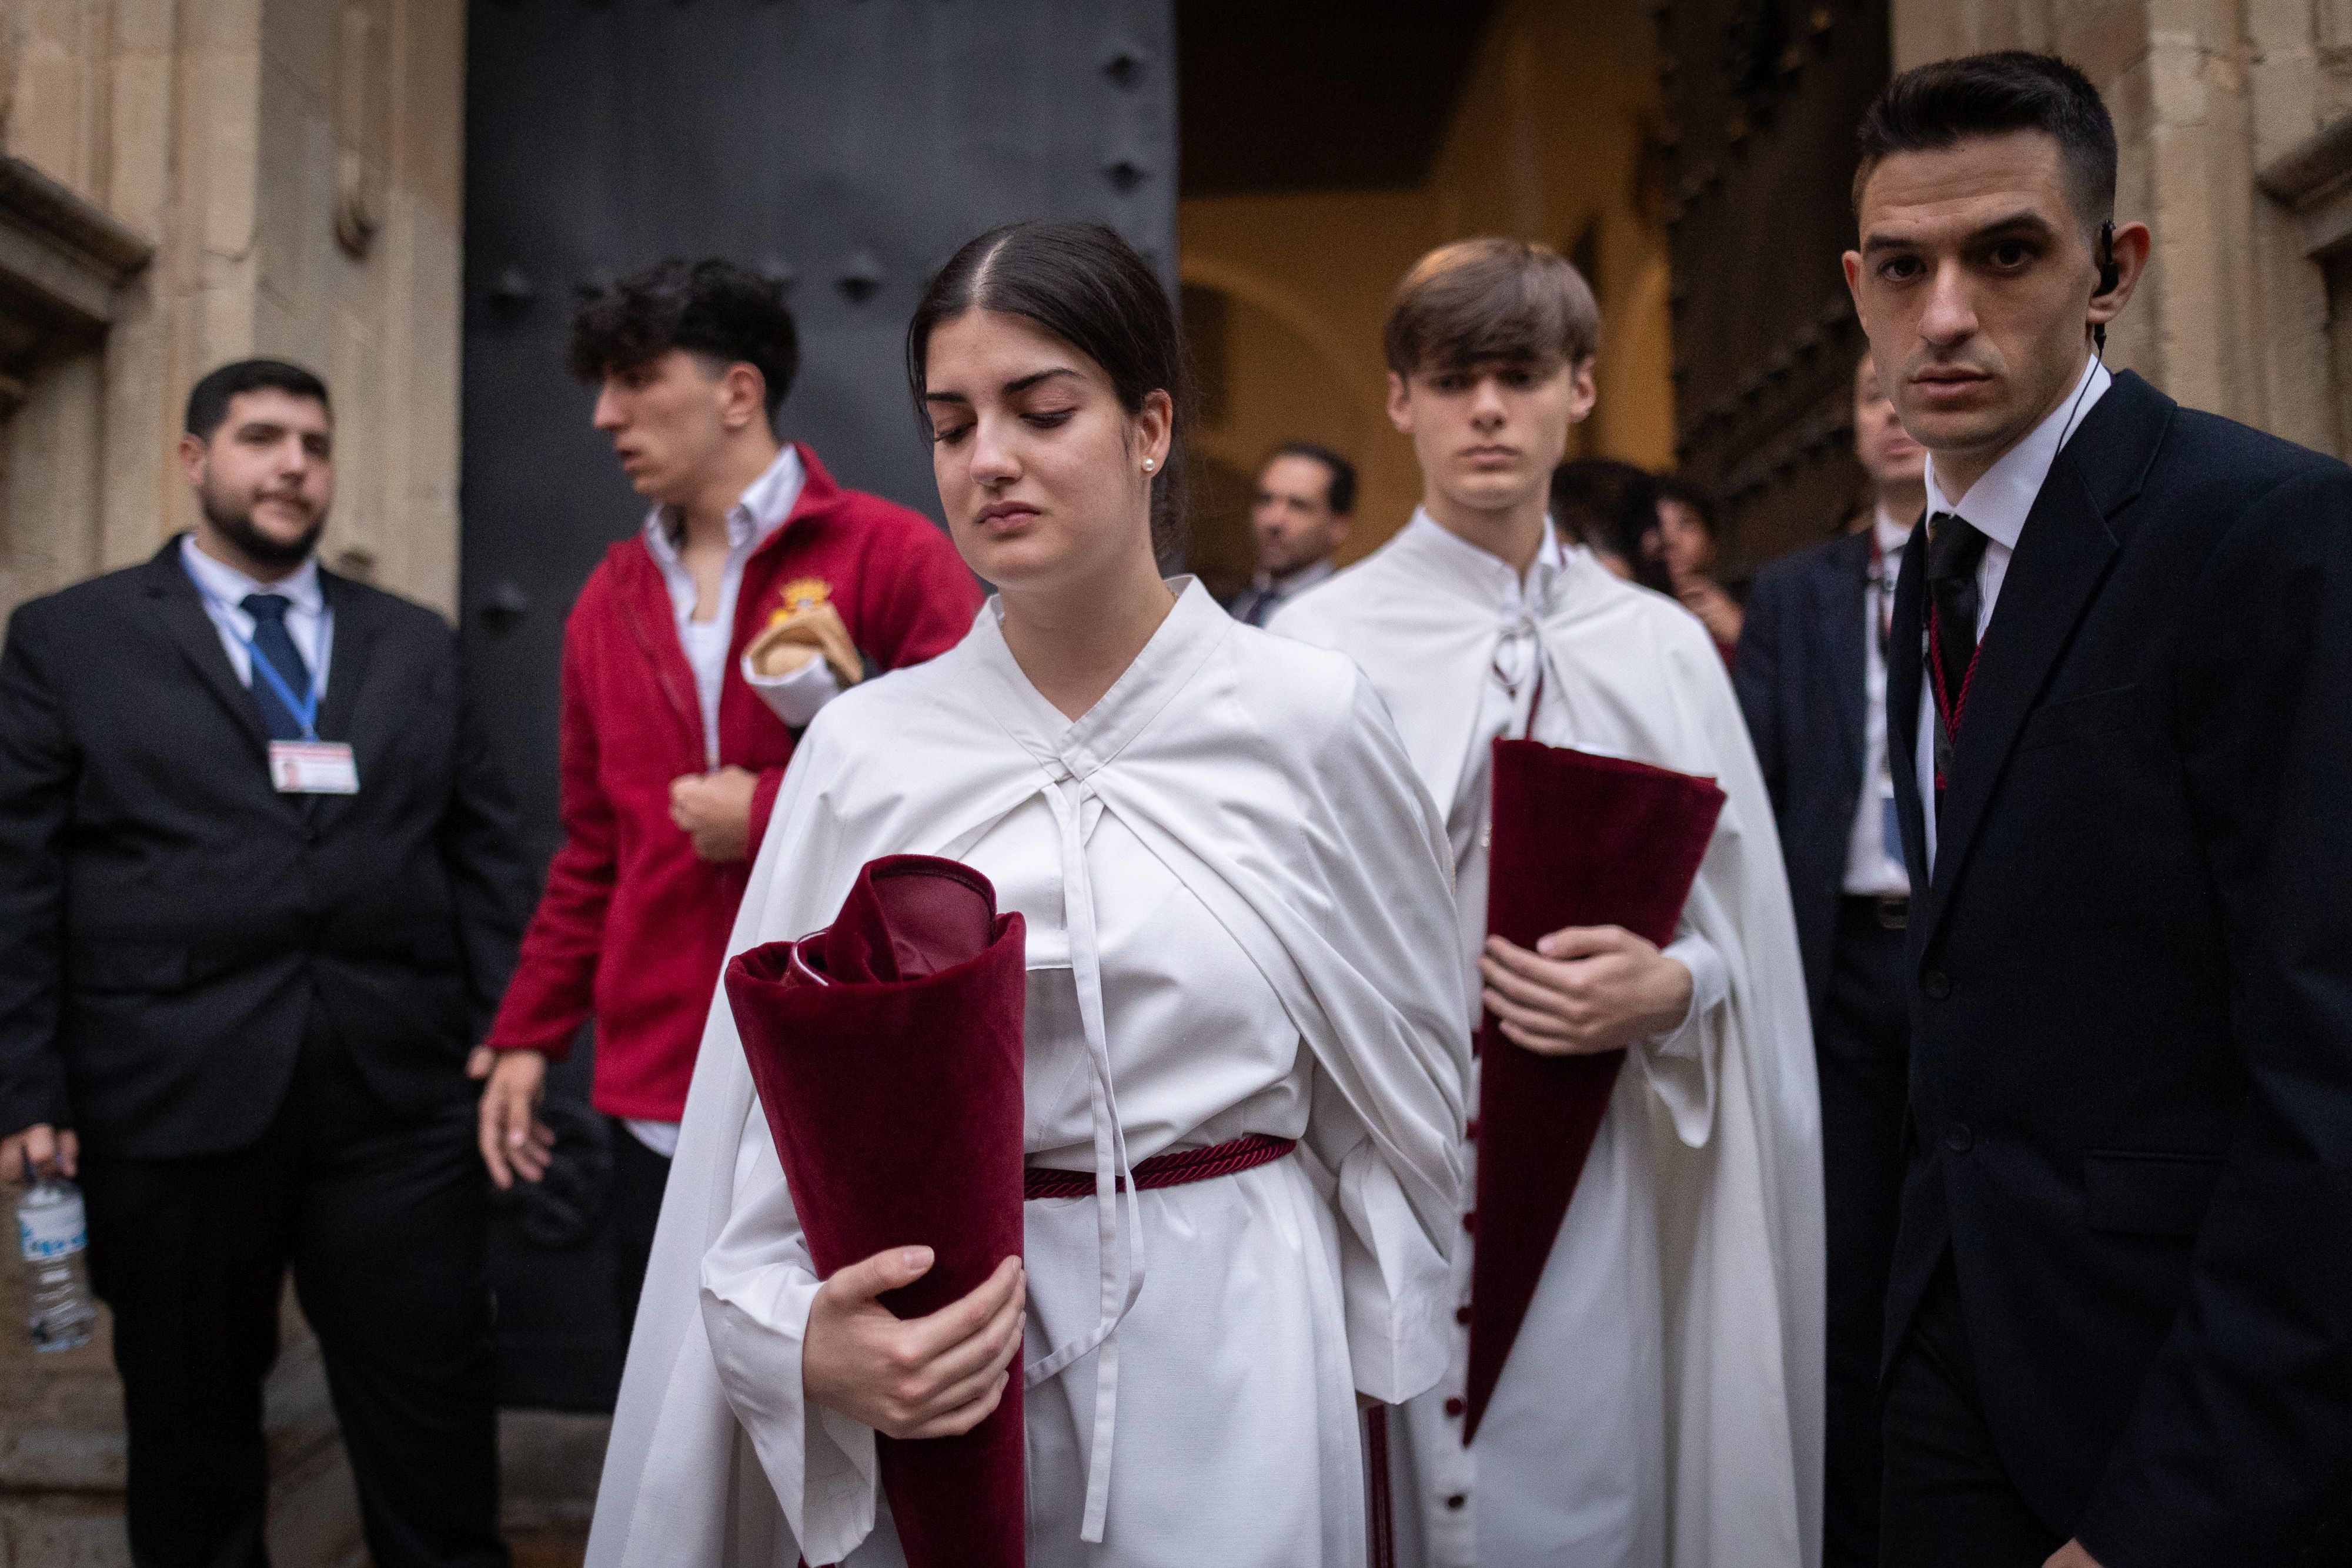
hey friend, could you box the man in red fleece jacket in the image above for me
[472,259,980,1339]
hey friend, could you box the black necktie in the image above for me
[1924,513,1989,810]
[240,593,312,740]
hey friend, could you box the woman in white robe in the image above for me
[584,219,1470,1568]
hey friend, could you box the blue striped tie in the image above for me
[240,593,310,740]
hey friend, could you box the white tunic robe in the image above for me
[1272,516,1823,1568]
[585,580,1472,1568]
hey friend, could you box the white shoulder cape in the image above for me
[586,582,1470,1566]
[1274,529,1826,1568]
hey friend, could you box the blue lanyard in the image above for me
[187,576,328,741]
[242,631,322,741]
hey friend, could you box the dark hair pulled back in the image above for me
[907,220,1191,570]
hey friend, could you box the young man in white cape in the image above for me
[1271,238,1823,1568]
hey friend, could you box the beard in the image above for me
[201,483,328,569]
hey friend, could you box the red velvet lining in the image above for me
[1463,741,1726,1445]
[725,854,1027,1568]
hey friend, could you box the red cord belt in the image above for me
[1023,1132,1297,1202]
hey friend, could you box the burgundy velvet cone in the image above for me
[723,855,1027,1568]
[1462,743,1726,1443]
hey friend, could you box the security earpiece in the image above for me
[2092,219,2119,355]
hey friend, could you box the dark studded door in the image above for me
[1657,0,1890,566]
[462,0,1175,1409]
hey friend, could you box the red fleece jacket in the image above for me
[485,446,982,1119]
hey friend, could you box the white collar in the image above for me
[1922,356,2110,551]
[1399,509,1566,612]
[1872,504,1913,556]
[643,442,804,563]
[1251,556,1337,597]
[974,579,1223,783]
[179,532,324,613]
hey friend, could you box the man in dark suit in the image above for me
[1735,347,1928,1568]
[0,359,532,1568]
[1843,53,2352,1567]
[1224,442,1354,626]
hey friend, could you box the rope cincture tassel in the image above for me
[1023,773,1146,1546]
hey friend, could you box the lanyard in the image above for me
[245,634,322,741]
[188,577,328,741]
[1867,531,1896,656]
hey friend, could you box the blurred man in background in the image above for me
[1225,441,1354,626]
[0,359,530,1568]
[1733,350,1926,1567]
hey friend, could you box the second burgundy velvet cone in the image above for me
[1464,743,1725,1445]
[724,854,1028,1568]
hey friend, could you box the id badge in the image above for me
[269,740,359,795]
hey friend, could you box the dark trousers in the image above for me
[79,1000,505,1568]
[606,1118,671,1355]
[1822,896,1915,1568]
[1881,1261,2066,1567]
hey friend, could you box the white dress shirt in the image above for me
[1842,507,1913,896]
[640,443,830,770]
[1914,355,2111,873]
[179,534,333,703]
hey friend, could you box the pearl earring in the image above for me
[1143,458,1156,472]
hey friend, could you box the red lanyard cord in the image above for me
[1867,531,1895,654]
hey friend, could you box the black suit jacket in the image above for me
[1735,526,1877,1014]
[1885,370,2352,1564]
[0,540,534,1159]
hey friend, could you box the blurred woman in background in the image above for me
[1653,474,1743,659]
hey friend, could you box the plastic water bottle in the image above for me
[16,1176,95,1352]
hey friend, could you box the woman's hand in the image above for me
[1478,926,1693,1055]
[803,1248,1027,1440]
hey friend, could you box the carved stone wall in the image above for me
[0,0,465,622]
